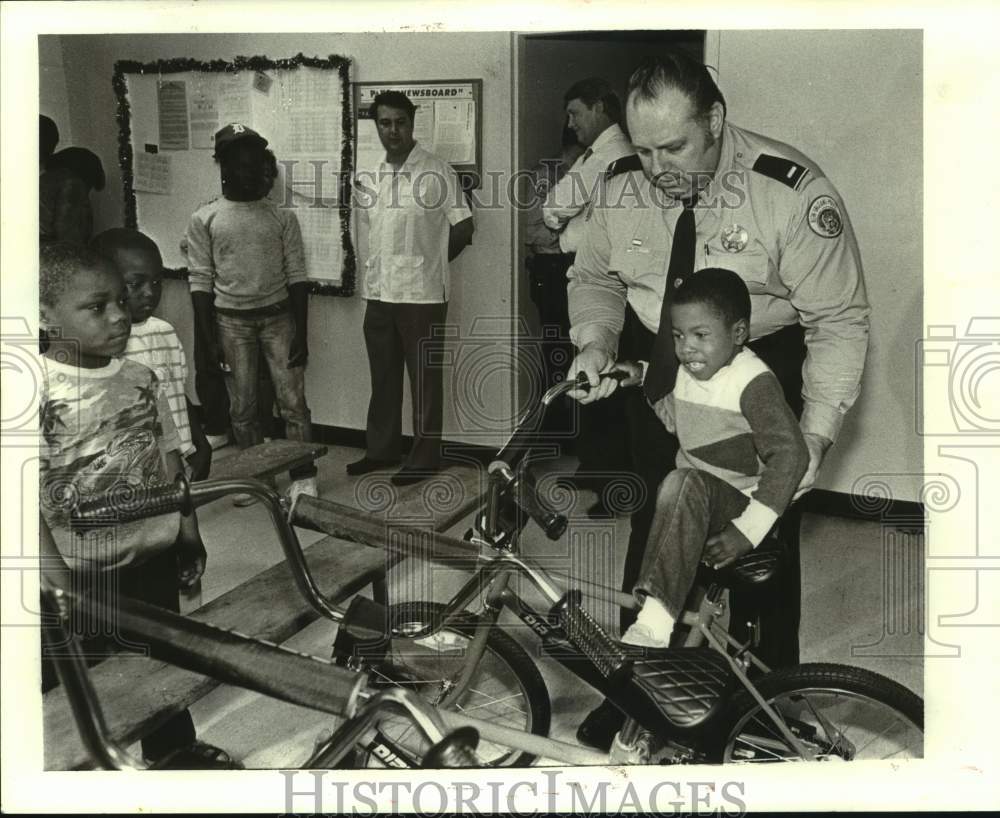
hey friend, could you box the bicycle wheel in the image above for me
[720,663,923,763]
[358,602,551,768]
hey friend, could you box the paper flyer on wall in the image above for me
[134,151,171,194]
[156,80,189,151]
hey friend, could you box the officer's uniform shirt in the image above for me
[567,122,870,443]
[542,123,633,253]
[355,142,472,304]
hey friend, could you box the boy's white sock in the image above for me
[621,595,674,648]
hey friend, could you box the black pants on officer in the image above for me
[527,253,629,475]
[618,306,806,669]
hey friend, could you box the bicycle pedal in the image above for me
[549,590,632,683]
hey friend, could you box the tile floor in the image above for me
[180,443,923,768]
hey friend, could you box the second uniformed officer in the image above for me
[566,51,871,750]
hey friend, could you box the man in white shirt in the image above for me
[350,91,475,487]
[543,78,633,252]
[542,78,634,512]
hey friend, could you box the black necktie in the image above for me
[644,197,697,403]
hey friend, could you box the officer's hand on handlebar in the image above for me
[566,345,617,403]
[610,360,643,388]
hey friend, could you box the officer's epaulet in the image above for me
[606,154,642,179]
[751,154,810,190]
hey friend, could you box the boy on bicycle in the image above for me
[611,268,809,647]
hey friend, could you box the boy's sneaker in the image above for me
[619,622,670,649]
[287,477,319,506]
[205,433,230,450]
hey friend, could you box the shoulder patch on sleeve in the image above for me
[606,154,642,179]
[807,195,844,238]
[751,154,810,190]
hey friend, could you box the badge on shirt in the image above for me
[720,224,749,253]
[808,195,844,238]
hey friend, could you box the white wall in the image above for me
[54,32,515,446]
[713,29,923,501]
[45,30,924,499]
[38,36,72,148]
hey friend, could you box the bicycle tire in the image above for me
[718,662,923,763]
[358,602,551,768]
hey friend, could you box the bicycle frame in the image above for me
[56,374,817,768]
[40,575,475,771]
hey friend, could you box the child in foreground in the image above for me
[91,227,212,481]
[38,242,236,767]
[612,268,809,648]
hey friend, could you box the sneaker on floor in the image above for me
[576,699,625,753]
[287,477,318,505]
[346,456,399,476]
[205,433,230,450]
[620,622,671,649]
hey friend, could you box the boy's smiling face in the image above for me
[670,300,747,381]
[119,246,163,324]
[41,260,131,368]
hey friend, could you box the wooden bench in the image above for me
[43,461,485,770]
[208,439,328,482]
[43,535,387,769]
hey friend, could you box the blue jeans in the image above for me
[633,468,750,619]
[216,309,316,479]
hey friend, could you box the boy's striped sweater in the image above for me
[652,347,809,545]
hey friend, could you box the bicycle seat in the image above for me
[698,535,783,591]
[620,647,734,733]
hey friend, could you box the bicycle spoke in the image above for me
[854,714,908,756]
[455,690,528,719]
[733,733,793,761]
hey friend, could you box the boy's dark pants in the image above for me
[619,307,806,669]
[193,311,232,437]
[41,546,196,761]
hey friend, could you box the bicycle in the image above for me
[63,376,924,769]
[288,372,923,767]
[52,477,488,771]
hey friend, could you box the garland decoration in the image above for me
[112,53,355,296]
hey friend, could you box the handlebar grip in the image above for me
[571,369,628,393]
[71,475,192,524]
[550,590,632,684]
[517,479,567,541]
[86,589,364,719]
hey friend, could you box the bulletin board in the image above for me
[113,54,356,296]
[354,80,483,191]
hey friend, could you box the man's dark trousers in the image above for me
[362,299,448,469]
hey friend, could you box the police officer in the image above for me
[567,52,871,750]
[542,77,636,513]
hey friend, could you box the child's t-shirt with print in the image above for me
[40,355,182,571]
[122,315,194,458]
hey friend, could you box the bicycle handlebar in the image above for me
[493,370,630,468]
[71,586,367,719]
[71,475,346,624]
